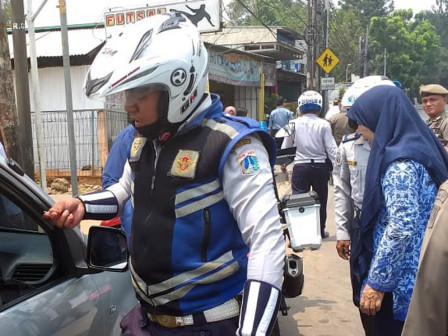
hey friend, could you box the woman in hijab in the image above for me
[346,85,448,336]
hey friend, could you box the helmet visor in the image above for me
[124,85,167,107]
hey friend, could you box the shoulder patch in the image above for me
[342,133,361,143]
[231,139,252,153]
[237,149,260,175]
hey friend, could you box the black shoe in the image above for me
[321,231,329,239]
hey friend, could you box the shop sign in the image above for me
[208,50,260,87]
[105,0,221,36]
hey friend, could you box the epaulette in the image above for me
[342,132,361,143]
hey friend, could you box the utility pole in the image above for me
[383,48,387,76]
[363,25,369,77]
[27,0,48,190]
[0,0,22,160]
[321,0,329,117]
[307,0,313,89]
[59,0,78,195]
[11,0,34,178]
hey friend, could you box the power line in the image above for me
[234,0,278,39]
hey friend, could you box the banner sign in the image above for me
[104,0,221,36]
[263,63,276,87]
[208,49,261,87]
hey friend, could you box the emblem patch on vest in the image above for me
[336,153,341,165]
[130,137,147,162]
[171,150,199,178]
[237,149,260,175]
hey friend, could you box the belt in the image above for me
[296,159,326,164]
[146,297,240,328]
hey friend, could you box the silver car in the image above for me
[0,156,137,335]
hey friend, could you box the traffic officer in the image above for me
[44,14,285,336]
[420,84,448,151]
[283,90,337,239]
[333,76,397,336]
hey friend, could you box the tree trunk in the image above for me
[0,1,21,161]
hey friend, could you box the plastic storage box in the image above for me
[282,192,321,251]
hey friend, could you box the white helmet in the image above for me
[298,90,323,113]
[341,75,396,109]
[84,13,208,135]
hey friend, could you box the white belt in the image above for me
[146,297,240,328]
[296,159,326,164]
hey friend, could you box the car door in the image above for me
[0,160,136,335]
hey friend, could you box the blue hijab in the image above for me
[347,85,448,296]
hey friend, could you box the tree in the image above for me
[328,8,364,82]
[368,9,441,97]
[0,0,22,159]
[338,0,394,27]
[416,3,448,88]
[2,0,9,26]
[227,0,307,33]
[435,0,448,12]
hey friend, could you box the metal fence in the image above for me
[31,109,128,179]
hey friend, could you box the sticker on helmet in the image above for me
[237,150,260,175]
[170,150,199,179]
[171,68,187,86]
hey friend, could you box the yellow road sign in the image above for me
[317,48,339,74]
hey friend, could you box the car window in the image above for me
[0,191,53,307]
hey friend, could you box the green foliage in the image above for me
[338,0,394,26]
[328,8,364,82]
[265,93,278,113]
[2,0,11,25]
[368,9,441,97]
[416,5,448,87]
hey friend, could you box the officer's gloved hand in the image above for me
[236,279,281,336]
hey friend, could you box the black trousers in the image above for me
[372,293,404,336]
[291,163,329,235]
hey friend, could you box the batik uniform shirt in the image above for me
[365,159,437,321]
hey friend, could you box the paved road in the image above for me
[277,176,364,336]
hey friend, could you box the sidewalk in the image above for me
[276,170,364,336]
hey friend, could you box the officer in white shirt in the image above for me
[332,76,397,336]
[283,90,337,238]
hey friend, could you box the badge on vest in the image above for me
[336,153,341,165]
[170,150,199,179]
[130,137,147,163]
[237,149,260,175]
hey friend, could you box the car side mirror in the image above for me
[87,226,128,272]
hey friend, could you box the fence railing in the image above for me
[31,109,128,180]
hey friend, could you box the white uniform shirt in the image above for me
[282,113,338,165]
[332,134,370,240]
